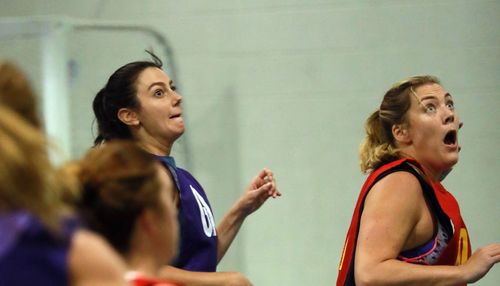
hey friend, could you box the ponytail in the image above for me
[92,87,133,145]
[359,110,399,173]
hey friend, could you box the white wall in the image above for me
[1,1,499,285]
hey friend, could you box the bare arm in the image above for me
[69,229,129,286]
[355,172,500,286]
[159,265,253,286]
[216,168,280,262]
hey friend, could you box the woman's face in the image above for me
[134,67,184,144]
[403,83,461,178]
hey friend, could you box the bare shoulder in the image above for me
[157,165,179,202]
[356,171,427,263]
[69,229,128,286]
[366,171,423,206]
[361,170,426,228]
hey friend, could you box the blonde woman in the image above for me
[337,75,500,286]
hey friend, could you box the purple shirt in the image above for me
[0,211,76,286]
[156,156,218,272]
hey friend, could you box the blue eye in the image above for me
[425,104,436,113]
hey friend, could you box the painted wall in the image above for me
[1,1,499,285]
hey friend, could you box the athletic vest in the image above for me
[337,158,471,286]
[155,156,218,272]
[0,211,77,286]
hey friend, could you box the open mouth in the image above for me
[443,130,457,146]
[170,113,182,119]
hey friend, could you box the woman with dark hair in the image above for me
[75,140,181,286]
[92,52,280,286]
[337,75,500,286]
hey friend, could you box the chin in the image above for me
[441,156,459,172]
[172,129,185,141]
[449,153,459,165]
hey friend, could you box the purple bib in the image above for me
[156,156,218,272]
[0,211,76,285]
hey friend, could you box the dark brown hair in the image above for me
[93,52,163,145]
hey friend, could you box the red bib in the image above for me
[336,158,471,286]
[126,271,183,286]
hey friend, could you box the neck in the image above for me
[414,161,442,182]
[126,253,159,277]
[399,149,442,182]
[133,130,174,156]
[137,139,172,156]
[126,223,169,277]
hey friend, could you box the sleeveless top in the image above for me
[155,156,218,272]
[337,158,471,286]
[398,219,450,264]
[0,210,77,286]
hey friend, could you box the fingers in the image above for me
[473,243,500,264]
[255,168,273,186]
[270,185,282,198]
[256,180,281,200]
[480,243,500,255]
[257,167,273,179]
[485,243,500,261]
[262,170,280,198]
[257,182,274,197]
[252,168,281,198]
[249,169,269,189]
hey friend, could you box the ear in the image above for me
[138,209,155,235]
[392,124,411,144]
[117,108,140,126]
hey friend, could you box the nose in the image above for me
[173,91,182,106]
[443,107,455,125]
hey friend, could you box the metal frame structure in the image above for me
[0,16,189,166]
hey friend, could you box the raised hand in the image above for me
[236,168,281,216]
[462,243,500,283]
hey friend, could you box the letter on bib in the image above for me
[455,228,469,265]
[191,185,217,237]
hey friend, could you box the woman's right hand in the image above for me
[461,243,500,283]
[223,272,253,286]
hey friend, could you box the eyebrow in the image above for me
[148,80,173,90]
[410,87,452,106]
[421,93,452,101]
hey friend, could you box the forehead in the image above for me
[135,67,170,89]
[413,83,450,100]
